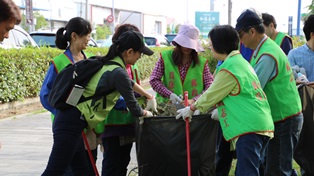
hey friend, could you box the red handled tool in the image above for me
[82,131,100,176]
[184,91,191,176]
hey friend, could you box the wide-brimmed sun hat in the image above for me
[172,24,204,52]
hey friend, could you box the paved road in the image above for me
[0,111,138,176]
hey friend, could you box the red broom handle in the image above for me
[82,131,100,176]
[184,91,191,176]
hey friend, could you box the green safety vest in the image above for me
[93,64,142,134]
[274,32,292,49]
[215,52,274,141]
[76,57,127,129]
[50,52,94,121]
[250,38,301,122]
[52,52,94,73]
[156,50,207,103]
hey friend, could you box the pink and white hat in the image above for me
[172,24,204,52]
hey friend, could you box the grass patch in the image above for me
[228,160,301,175]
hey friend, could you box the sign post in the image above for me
[195,12,220,39]
[25,0,33,32]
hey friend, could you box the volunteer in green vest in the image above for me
[176,24,274,176]
[150,23,213,108]
[262,12,293,55]
[42,30,154,176]
[236,9,303,176]
[40,17,97,176]
[97,24,157,176]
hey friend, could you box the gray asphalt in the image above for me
[0,111,138,176]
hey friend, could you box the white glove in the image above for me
[139,110,154,125]
[145,96,157,113]
[176,106,194,122]
[211,109,219,121]
[193,109,200,116]
[170,93,183,104]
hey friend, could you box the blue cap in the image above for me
[235,9,263,32]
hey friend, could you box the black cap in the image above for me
[116,31,154,56]
[235,9,263,32]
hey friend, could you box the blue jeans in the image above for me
[266,114,303,176]
[42,107,88,176]
[102,136,133,176]
[235,134,270,176]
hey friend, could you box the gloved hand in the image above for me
[145,96,157,113]
[193,109,200,116]
[211,109,219,121]
[176,106,194,122]
[139,110,154,125]
[170,93,183,104]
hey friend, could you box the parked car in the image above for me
[96,35,113,47]
[164,33,177,44]
[0,25,38,49]
[30,30,98,47]
[144,35,170,47]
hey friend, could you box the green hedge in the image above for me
[0,37,305,103]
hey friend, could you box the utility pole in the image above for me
[228,0,232,25]
[210,0,214,11]
[112,0,115,33]
[297,0,301,36]
[85,0,88,20]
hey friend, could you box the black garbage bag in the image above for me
[294,85,314,175]
[135,114,219,176]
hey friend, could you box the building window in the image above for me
[155,21,161,35]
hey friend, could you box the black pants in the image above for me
[42,107,88,176]
[101,136,133,176]
[215,126,234,176]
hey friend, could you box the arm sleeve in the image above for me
[194,70,238,113]
[281,37,293,55]
[149,57,173,98]
[253,55,277,89]
[110,68,144,117]
[288,49,296,67]
[39,64,57,115]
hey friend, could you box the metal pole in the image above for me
[85,0,88,20]
[112,0,115,33]
[228,0,232,25]
[297,0,301,36]
[210,0,214,11]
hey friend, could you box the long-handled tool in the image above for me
[82,131,100,176]
[184,91,191,176]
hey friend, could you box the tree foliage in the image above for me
[20,12,49,32]
[95,25,112,40]
[307,0,314,14]
[34,12,49,31]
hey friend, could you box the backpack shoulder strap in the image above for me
[78,60,124,103]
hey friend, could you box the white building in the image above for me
[14,0,168,35]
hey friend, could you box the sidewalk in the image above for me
[0,111,138,176]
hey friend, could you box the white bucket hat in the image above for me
[172,24,204,52]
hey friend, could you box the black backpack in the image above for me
[48,57,122,110]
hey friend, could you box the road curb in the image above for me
[0,97,40,112]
